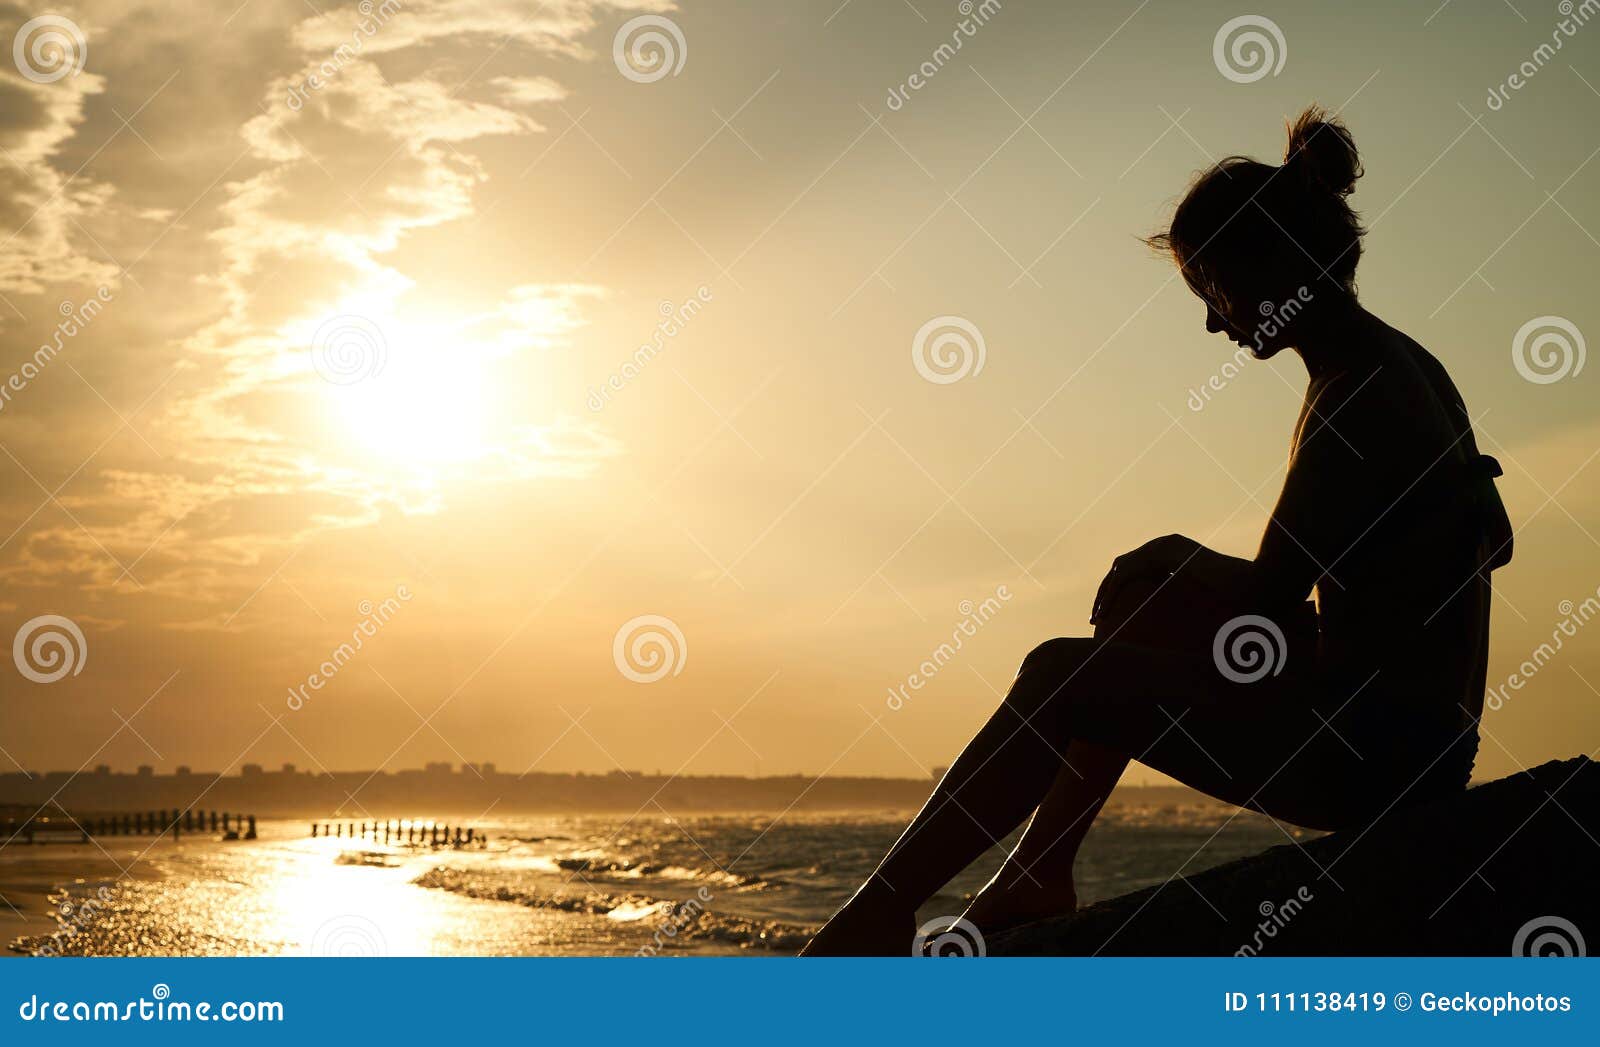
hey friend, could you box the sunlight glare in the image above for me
[323,318,497,466]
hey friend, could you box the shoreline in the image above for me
[0,803,1282,957]
[0,844,155,957]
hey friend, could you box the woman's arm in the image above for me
[1092,372,1380,623]
[1252,372,1380,606]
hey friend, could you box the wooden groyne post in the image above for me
[4,810,258,844]
[305,819,485,848]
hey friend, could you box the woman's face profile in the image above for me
[1190,280,1260,354]
[1203,301,1250,345]
[1193,274,1301,360]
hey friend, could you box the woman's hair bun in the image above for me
[1283,105,1362,197]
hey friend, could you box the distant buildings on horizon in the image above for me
[0,760,1204,817]
[44,760,908,781]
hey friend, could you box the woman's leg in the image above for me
[801,635,1342,955]
[959,739,1127,930]
[801,637,1144,954]
[799,641,1090,956]
[958,575,1223,931]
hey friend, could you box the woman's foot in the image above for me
[959,870,1077,936]
[799,899,915,956]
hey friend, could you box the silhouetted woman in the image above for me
[802,106,1513,955]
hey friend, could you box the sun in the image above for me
[315,316,497,467]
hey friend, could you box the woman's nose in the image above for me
[1205,306,1226,334]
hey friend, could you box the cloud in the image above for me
[490,75,569,107]
[0,7,118,296]
[0,0,656,616]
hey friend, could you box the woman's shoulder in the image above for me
[1299,359,1391,444]
[1300,343,1456,464]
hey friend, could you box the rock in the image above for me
[991,756,1598,956]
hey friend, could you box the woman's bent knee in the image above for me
[1008,638,1101,721]
[1019,637,1098,677]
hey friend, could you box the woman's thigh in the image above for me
[1020,637,1365,830]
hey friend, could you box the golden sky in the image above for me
[1,0,1597,786]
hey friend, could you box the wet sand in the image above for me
[0,841,162,956]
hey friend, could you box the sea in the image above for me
[7,802,1304,957]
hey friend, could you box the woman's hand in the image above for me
[1091,534,1200,625]
[1091,534,1260,625]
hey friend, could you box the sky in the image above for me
[0,0,1597,788]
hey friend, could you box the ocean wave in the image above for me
[412,866,811,952]
[507,834,574,844]
[334,849,399,868]
[547,854,773,890]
